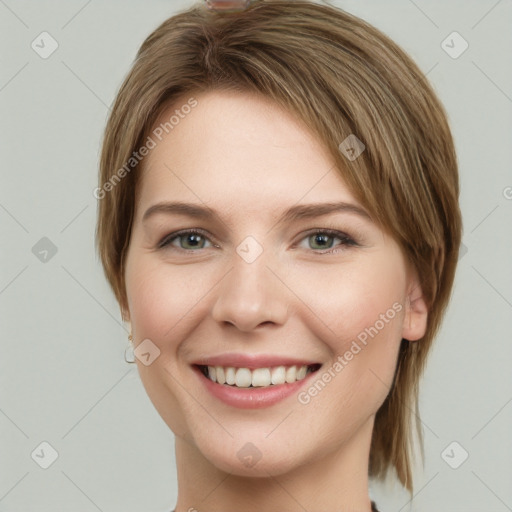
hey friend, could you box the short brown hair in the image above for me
[95,0,462,492]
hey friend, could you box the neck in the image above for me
[173,415,375,512]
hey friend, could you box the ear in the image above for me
[402,273,428,342]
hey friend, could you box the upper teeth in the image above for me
[205,365,311,387]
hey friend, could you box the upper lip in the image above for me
[192,353,320,369]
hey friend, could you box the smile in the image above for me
[192,361,322,409]
[197,363,321,388]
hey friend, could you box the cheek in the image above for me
[288,252,407,349]
[125,254,209,436]
[125,254,209,343]
[287,251,407,419]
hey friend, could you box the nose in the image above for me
[210,246,289,332]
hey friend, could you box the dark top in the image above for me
[171,502,380,511]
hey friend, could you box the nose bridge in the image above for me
[211,235,287,330]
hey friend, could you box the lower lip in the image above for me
[192,365,319,409]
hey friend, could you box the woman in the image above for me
[95,1,462,510]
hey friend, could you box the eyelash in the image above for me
[157,228,359,254]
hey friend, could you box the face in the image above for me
[123,90,427,476]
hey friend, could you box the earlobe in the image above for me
[402,282,428,342]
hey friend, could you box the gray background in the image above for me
[1,0,511,510]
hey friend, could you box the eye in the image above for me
[157,228,358,254]
[158,229,215,251]
[297,229,358,254]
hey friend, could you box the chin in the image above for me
[193,434,303,477]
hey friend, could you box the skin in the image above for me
[123,90,428,512]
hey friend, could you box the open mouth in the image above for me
[195,363,321,388]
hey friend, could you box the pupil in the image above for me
[189,235,197,244]
[186,234,201,248]
[313,234,329,248]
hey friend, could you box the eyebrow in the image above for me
[142,200,372,225]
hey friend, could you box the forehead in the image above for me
[136,90,357,219]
